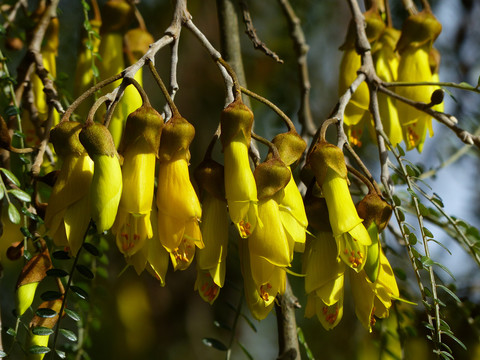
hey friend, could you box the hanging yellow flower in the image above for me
[112,104,164,256]
[156,115,203,271]
[338,9,385,146]
[350,248,399,332]
[45,121,94,255]
[307,141,371,272]
[79,122,122,233]
[239,238,286,320]
[220,98,258,238]
[396,10,442,152]
[304,231,345,330]
[194,159,229,298]
[373,27,403,147]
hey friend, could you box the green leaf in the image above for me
[433,262,456,280]
[32,326,54,336]
[392,195,401,206]
[421,256,434,267]
[202,338,228,351]
[46,268,69,278]
[237,342,253,360]
[423,227,434,238]
[442,330,467,350]
[8,189,31,202]
[76,264,94,280]
[59,328,78,342]
[408,233,417,245]
[20,226,33,238]
[397,145,405,157]
[56,350,66,359]
[0,350,7,358]
[5,105,20,117]
[36,308,57,318]
[397,209,405,222]
[437,284,461,303]
[297,327,315,360]
[83,242,100,256]
[52,250,71,260]
[0,186,4,200]
[40,291,63,301]
[71,285,88,300]
[6,328,16,337]
[65,308,81,322]
[8,203,21,224]
[213,321,232,331]
[240,313,257,333]
[0,168,20,187]
[92,64,99,78]
[29,345,50,355]
[418,203,430,217]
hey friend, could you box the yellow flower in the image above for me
[350,248,399,332]
[239,239,286,320]
[303,231,345,330]
[396,10,442,152]
[112,104,163,256]
[195,269,221,305]
[221,99,258,238]
[338,9,385,146]
[146,206,170,285]
[248,197,291,267]
[45,122,93,255]
[308,141,371,272]
[79,123,122,233]
[112,142,155,255]
[196,193,229,287]
[373,27,403,147]
[274,168,308,253]
[157,116,203,271]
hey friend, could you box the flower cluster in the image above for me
[303,141,399,331]
[339,7,442,152]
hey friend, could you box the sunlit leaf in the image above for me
[202,338,228,351]
[29,346,50,355]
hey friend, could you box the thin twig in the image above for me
[277,0,316,137]
[240,86,295,132]
[238,0,284,64]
